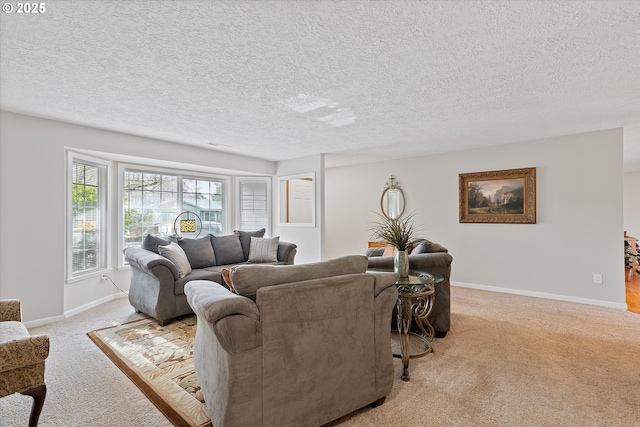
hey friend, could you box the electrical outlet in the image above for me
[593,273,603,284]
[101,274,109,281]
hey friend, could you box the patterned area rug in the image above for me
[87,315,211,427]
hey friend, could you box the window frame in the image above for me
[118,163,230,268]
[66,152,110,282]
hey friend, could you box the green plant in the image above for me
[369,212,418,251]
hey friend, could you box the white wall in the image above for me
[624,171,640,239]
[0,111,275,322]
[1,111,626,321]
[326,129,626,308]
[272,154,325,264]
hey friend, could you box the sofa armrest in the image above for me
[366,247,386,257]
[367,255,393,269]
[368,252,452,276]
[277,241,297,264]
[185,280,261,353]
[367,271,400,297]
[186,280,260,323]
[408,252,453,271]
[124,246,180,280]
[0,334,50,371]
[0,299,21,322]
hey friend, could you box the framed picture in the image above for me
[459,167,536,224]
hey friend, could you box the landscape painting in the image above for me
[459,167,536,224]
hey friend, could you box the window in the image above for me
[183,178,223,235]
[69,156,107,278]
[123,169,225,249]
[237,177,270,232]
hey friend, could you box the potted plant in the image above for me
[369,212,417,278]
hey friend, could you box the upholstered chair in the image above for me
[185,256,399,427]
[0,299,50,427]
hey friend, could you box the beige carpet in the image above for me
[2,288,639,426]
[87,315,210,427]
[327,288,640,426]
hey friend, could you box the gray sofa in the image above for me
[185,255,398,427]
[367,238,453,337]
[124,230,297,325]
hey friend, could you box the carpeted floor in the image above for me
[2,287,639,426]
[0,296,173,427]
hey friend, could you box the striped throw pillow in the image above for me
[247,236,279,263]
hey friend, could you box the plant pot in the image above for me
[394,250,409,278]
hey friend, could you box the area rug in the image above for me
[87,315,211,427]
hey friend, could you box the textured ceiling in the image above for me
[1,1,639,170]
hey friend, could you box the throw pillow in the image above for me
[210,234,245,265]
[158,242,192,278]
[220,268,238,294]
[178,236,216,268]
[142,234,177,254]
[234,228,266,261]
[382,245,397,257]
[248,236,279,263]
[411,242,427,254]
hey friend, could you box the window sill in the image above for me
[66,269,109,284]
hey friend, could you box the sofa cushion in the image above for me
[0,321,30,342]
[235,228,266,261]
[174,269,224,295]
[158,242,192,278]
[210,234,246,265]
[248,236,279,263]
[142,234,177,254]
[178,236,216,268]
[230,255,369,300]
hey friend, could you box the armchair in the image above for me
[185,256,399,427]
[0,300,50,427]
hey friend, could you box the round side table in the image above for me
[393,271,443,381]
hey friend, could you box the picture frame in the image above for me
[459,167,536,224]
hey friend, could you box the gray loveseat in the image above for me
[124,230,297,325]
[367,238,453,337]
[185,255,398,427]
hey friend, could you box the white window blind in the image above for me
[70,158,107,277]
[238,178,269,231]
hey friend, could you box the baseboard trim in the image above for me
[23,293,128,328]
[64,294,120,318]
[452,281,628,310]
[23,314,66,329]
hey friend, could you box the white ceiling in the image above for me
[1,1,639,170]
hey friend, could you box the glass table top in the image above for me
[368,268,444,286]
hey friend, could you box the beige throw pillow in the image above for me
[382,245,397,257]
[158,241,192,278]
[248,236,279,263]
